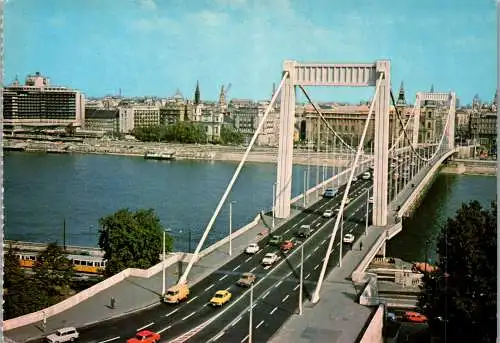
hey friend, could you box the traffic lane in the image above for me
[189,217,361,343]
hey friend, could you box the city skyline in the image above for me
[5,0,496,104]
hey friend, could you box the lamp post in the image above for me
[229,201,237,256]
[162,230,166,296]
[365,188,370,236]
[339,211,343,267]
[248,283,254,343]
[303,170,307,207]
[272,183,276,231]
[299,244,304,315]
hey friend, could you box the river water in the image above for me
[4,151,496,259]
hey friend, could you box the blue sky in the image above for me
[5,0,497,104]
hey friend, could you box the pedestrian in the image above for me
[110,297,116,309]
[359,241,363,251]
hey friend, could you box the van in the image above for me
[163,283,189,304]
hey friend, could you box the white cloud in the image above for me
[138,0,157,10]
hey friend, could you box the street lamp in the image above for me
[299,244,304,315]
[272,183,276,231]
[248,283,254,343]
[339,211,343,267]
[303,170,307,207]
[162,230,166,296]
[229,200,237,256]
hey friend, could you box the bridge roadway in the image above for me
[21,179,371,343]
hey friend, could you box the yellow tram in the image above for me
[16,252,107,274]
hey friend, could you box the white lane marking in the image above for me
[182,311,196,321]
[232,265,241,271]
[205,284,214,292]
[187,295,198,304]
[241,334,249,343]
[286,271,292,277]
[97,337,120,343]
[220,274,228,281]
[282,294,290,302]
[262,291,270,299]
[256,320,265,329]
[322,239,327,244]
[165,308,179,317]
[136,322,154,331]
[245,256,252,262]
[270,307,278,315]
[157,325,171,334]
[293,284,300,291]
[275,280,283,288]
[232,316,242,326]
[284,228,291,234]
[305,273,311,279]
[306,253,311,259]
[315,222,321,227]
[250,266,257,272]
[314,264,320,270]
[313,246,319,252]
[213,331,225,341]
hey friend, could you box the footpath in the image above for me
[268,226,385,343]
[4,195,325,343]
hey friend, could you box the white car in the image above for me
[345,197,351,204]
[353,176,358,182]
[262,252,279,266]
[343,233,355,244]
[46,327,79,343]
[245,243,260,254]
[368,196,374,203]
[362,172,371,180]
[323,209,334,218]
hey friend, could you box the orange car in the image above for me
[403,311,428,323]
[127,330,161,343]
[280,240,294,252]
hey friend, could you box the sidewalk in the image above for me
[5,202,318,343]
[269,226,386,343]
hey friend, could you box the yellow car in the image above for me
[210,290,232,307]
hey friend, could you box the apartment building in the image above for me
[84,108,119,133]
[118,105,160,133]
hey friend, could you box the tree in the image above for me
[220,126,244,145]
[33,242,75,299]
[98,208,173,276]
[419,200,496,343]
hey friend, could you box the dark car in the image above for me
[297,225,312,238]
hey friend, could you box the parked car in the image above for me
[245,243,260,254]
[45,327,79,343]
[343,233,355,244]
[262,252,279,266]
[236,272,256,287]
[210,290,232,307]
[268,234,283,246]
[403,311,428,323]
[280,240,294,252]
[322,209,334,218]
[297,224,313,238]
[127,330,161,343]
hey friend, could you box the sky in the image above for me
[4,0,497,104]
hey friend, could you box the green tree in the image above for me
[4,246,25,294]
[33,242,75,299]
[98,208,173,275]
[220,126,244,145]
[419,200,496,343]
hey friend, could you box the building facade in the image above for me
[3,72,85,131]
[230,99,279,146]
[84,108,119,133]
[118,105,160,133]
[470,112,497,154]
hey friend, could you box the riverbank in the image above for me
[4,138,362,167]
[441,160,497,176]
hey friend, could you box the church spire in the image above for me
[194,81,200,106]
[396,81,406,106]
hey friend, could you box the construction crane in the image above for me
[224,83,232,99]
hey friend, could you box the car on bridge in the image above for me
[127,330,161,343]
[45,327,79,343]
[297,224,313,238]
[362,172,371,180]
[210,290,232,307]
[323,209,334,218]
[262,252,279,266]
[236,272,256,287]
[343,233,355,244]
[368,196,374,203]
[245,243,260,254]
[323,188,337,198]
[280,240,294,252]
[268,234,283,246]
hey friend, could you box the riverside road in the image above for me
[25,179,371,343]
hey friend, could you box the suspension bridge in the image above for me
[4,60,459,343]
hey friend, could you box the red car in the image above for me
[403,311,428,323]
[280,240,294,252]
[127,330,161,343]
